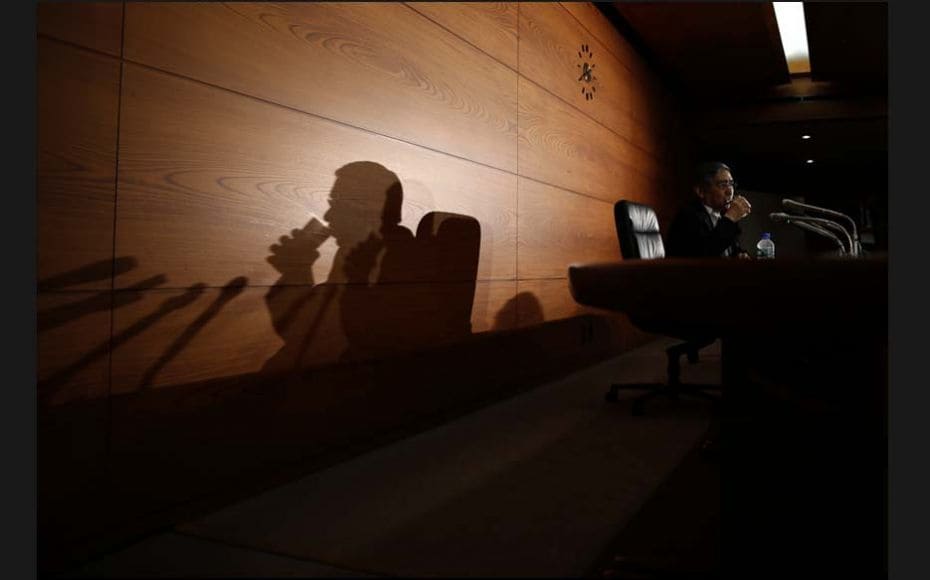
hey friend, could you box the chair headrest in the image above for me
[614,200,665,260]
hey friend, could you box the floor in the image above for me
[62,338,721,578]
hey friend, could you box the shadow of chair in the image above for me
[414,211,481,343]
[609,200,720,416]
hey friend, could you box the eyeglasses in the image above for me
[711,180,737,189]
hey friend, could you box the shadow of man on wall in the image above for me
[38,162,487,573]
[262,161,481,374]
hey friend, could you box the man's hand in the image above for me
[723,195,752,222]
[736,251,751,259]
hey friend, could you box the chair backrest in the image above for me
[614,200,665,260]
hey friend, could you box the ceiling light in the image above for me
[806,159,815,164]
[773,2,811,74]
[801,135,811,140]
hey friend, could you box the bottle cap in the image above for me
[761,232,771,239]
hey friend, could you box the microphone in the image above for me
[770,212,852,254]
[769,212,848,254]
[782,214,853,255]
[782,199,860,256]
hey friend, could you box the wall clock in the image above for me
[577,43,598,101]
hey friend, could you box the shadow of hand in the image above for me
[267,217,331,281]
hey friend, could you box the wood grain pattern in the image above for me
[517,177,620,280]
[519,2,663,156]
[38,38,120,292]
[38,1,123,57]
[38,291,112,405]
[110,281,518,393]
[472,280,519,333]
[561,2,681,157]
[123,2,517,172]
[559,3,628,64]
[116,64,516,289]
[558,2,665,100]
[518,77,661,203]
[406,2,518,70]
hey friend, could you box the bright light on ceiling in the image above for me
[773,2,811,74]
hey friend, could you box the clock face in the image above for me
[577,43,597,101]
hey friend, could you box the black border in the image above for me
[24,2,922,579]
[888,1,924,579]
[20,1,37,579]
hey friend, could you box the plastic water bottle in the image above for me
[756,232,775,259]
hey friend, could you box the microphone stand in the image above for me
[769,212,848,255]
[788,221,847,255]
[786,215,854,256]
[783,199,861,256]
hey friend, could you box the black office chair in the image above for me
[610,200,720,415]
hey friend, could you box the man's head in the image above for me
[693,161,735,212]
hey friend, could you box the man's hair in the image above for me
[694,161,731,187]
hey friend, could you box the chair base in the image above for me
[606,382,721,416]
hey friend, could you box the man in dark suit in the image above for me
[667,162,752,258]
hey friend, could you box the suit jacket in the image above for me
[666,199,745,258]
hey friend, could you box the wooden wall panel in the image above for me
[111,281,518,392]
[559,2,677,151]
[116,64,517,289]
[406,2,518,70]
[559,3,628,65]
[519,2,661,156]
[38,2,689,562]
[518,77,660,203]
[38,38,120,292]
[109,286,274,394]
[515,279,595,326]
[517,178,619,280]
[472,280,519,333]
[37,1,123,57]
[38,292,112,406]
[123,2,517,173]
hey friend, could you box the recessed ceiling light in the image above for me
[806,159,815,164]
[801,135,811,140]
[773,3,811,74]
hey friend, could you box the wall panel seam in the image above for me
[117,59,518,178]
[105,279,520,293]
[517,174,622,205]
[515,277,569,282]
[105,0,127,458]
[558,2,640,84]
[37,33,122,64]
[115,59,620,206]
[517,71,661,165]
[402,2,519,76]
[516,0,521,317]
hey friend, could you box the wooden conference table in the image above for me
[569,256,887,577]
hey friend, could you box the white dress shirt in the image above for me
[703,204,731,256]
[703,204,721,227]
